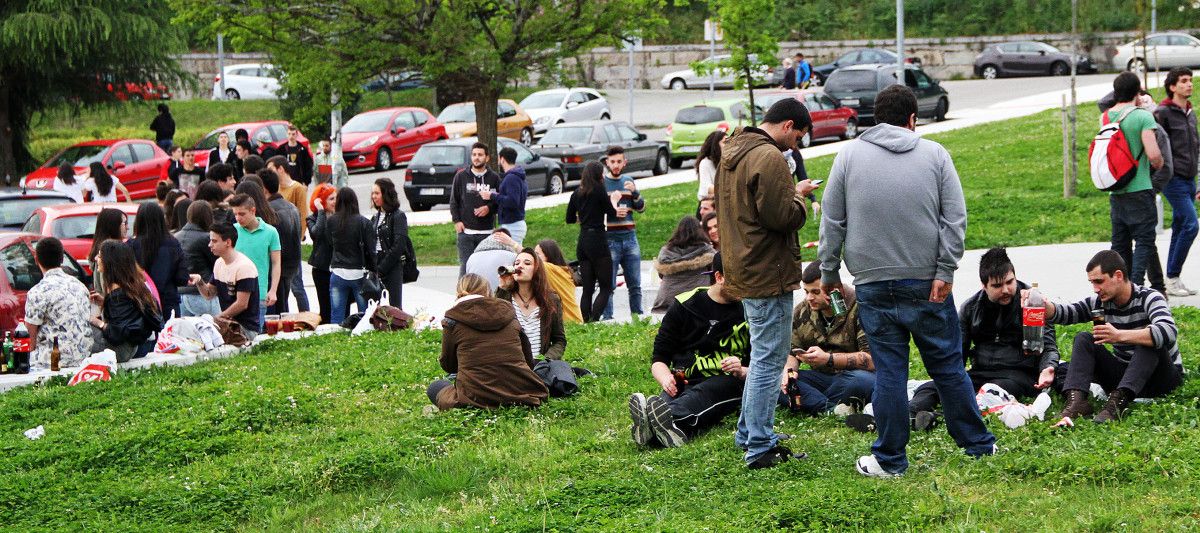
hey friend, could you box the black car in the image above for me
[0,189,76,233]
[531,121,670,181]
[974,41,1097,79]
[404,137,565,211]
[823,64,949,125]
[812,48,921,86]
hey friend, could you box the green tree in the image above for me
[0,1,187,181]
[696,0,781,126]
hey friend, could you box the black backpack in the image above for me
[400,234,420,283]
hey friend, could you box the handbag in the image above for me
[361,271,383,302]
[371,304,413,331]
[213,316,250,346]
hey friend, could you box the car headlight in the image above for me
[352,136,380,150]
[535,116,551,125]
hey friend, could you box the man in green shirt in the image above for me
[1107,72,1164,290]
[229,193,281,331]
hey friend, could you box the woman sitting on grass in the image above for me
[651,216,717,314]
[534,239,583,324]
[497,248,567,360]
[427,274,548,411]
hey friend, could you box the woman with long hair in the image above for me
[497,248,568,360]
[175,201,220,317]
[307,185,337,323]
[565,161,618,322]
[695,130,725,202]
[234,181,277,226]
[652,216,717,313]
[163,189,187,231]
[127,202,188,319]
[88,208,129,298]
[534,239,583,324]
[702,212,720,252]
[83,162,132,202]
[53,162,84,203]
[328,187,376,323]
[88,240,163,362]
[196,180,235,225]
[370,177,412,307]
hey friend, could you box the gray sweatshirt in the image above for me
[818,124,966,285]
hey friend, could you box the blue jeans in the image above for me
[157,139,174,152]
[1163,177,1199,278]
[855,279,995,474]
[501,220,527,245]
[788,369,876,415]
[179,293,221,317]
[734,293,794,464]
[603,230,642,319]
[330,273,367,324]
[290,269,311,312]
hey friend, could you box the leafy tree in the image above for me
[0,1,187,180]
[695,0,781,127]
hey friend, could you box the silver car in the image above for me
[659,55,773,90]
[519,88,611,135]
[1113,32,1200,72]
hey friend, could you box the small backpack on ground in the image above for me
[1089,106,1143,191]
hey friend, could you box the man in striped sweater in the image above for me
[1027,250,1183,426]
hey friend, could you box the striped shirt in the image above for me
[1051,284,1180,367]
[513,302,542,356]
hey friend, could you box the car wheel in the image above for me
[981,65,999,80]
[225,88,241,100]
[652,150,669,175]
[1050,61,1069,76]
[669,157,685,169]
[410,202,432,212]
[670,78,687,91]
[375,147,392,171]
[1128,58,1146,73]
[800,131,811,148]
[520,128,534,146]
[841,119,858,140]
[544,171,564,196]
[935,98,949,122]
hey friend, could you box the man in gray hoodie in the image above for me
[818,85,995,478]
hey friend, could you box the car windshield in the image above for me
[437,105,476,124]
[520,92,567,109]
[675,106,724,125]
[539,127,594,144]
[343,111,393,133]
[825,71,878,92]
[410,146,465,167]
[755,94,793,109]
[46,145,108,168]
[0,198,65,229]
[195,129,234,151]
[1035,42,1062,53]
[50,213,135,239]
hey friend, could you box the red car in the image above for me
[193,120,310,169]
[341,107,447,171]
[21,203,140,277]
[22,139,170,201]
[0,233,88,335]
[755,89,860,147]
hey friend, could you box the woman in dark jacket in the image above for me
[89,241,163,362]
[565,161,618,322]
[207,131,238,172]
[652,216,717,313]
[307,186,336,324]
[126,202,188,319]
[427,274,548,411]
[328,187,376,323]
[370,178,412,308]
[496,248,567,360]
[175,201,220,317]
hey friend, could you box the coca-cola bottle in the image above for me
[1023,283,1045,354]
[13,320,31,374]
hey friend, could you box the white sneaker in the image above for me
[833,403,857,417]
[855,455,901,478]
[1167,277,1199,296]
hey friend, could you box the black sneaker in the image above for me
[846,414,877,433]
[628,393,654,447]
[748,445,794,470]
[645,395,687,447]
[912,411,939,432]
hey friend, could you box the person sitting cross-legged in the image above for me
[781,260,875,417]
[628,252,751,448]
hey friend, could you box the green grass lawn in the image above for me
[2,309,1199,530]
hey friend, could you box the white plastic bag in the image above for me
[68,349,118,386]
[351,298,380,336]
[156,315,226,353]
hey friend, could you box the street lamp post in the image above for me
[896,0,905,82]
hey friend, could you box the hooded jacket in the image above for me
[175,222,218,295]
[437,296,549,409]
[651,242,716,313]
[818,123,966,286]
[495,166,528,225]
[714,127,806,299]
[651,287,751,383]
[1154,98,1199,181]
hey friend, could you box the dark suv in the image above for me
[822,64,949,125]
[403,137,565,211]
[974,41,1097,79]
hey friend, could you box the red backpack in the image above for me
[1089,106,1143,191]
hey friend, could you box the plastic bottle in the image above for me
[13,320,31,374]
[1022,283,1045,354]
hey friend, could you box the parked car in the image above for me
[362,71,427,91]
[0,190,76,233]
[974,41,1096,79]
[1113,32,1200,72]
[100,75,172,101]
[823,64,949,125]
[666,99,761,167]
[660,55,774,90]
[532,121,670,181]
[0,233,88,335]
[755,89,859,147]
[21,203,139,277]
[437,100,536,145]
[519,88,611,136]
[21,140,169,201]
[211,63,282,100]
[340,107,447,171]
[811,48,921,86]
[403,137,565,211]
[192,120,310,169]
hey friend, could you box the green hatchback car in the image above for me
[666,98,762,167]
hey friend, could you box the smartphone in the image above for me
[810,179,823,185]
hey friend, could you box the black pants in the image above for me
[313,267,331,324]
[910,369,1037,414]
[659,374,744,437]
[269,266,298,315]
[577,228,614,322]
[1111,190,1161,289]
[1064,331,1182,397]
[456,233,490,277]
[381,266,403,308]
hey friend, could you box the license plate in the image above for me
[678,145,701,153]
[420,188,444,196]
[841,98,860,106]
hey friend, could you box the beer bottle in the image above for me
[50,337,61,372]
[1,331,10,374]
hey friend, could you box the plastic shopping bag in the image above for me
[68,349,118,386]
[351,298,380,336]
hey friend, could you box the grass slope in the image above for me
[2,310,1199,530]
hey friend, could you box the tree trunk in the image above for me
[472,87,502,171]
[0,81,16,186]
[745,64,758,128]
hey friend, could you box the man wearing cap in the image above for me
[627,253,752,448]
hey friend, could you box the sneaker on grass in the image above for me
[628,393,654,447]
[748,445,795,470]
[645,395,687,447]
[855,455,901,478]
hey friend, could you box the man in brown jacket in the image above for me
[718,98,820,469]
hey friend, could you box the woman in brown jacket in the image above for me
[427,274,549,410]
[496,248,568,361]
